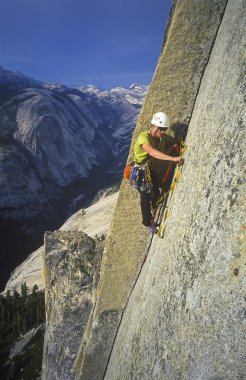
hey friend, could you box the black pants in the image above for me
[139,181,160,227]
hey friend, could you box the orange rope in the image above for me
[161,162,173,185]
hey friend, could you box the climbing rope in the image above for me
[157,139,187,237]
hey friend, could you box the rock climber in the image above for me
[133,112,182,234]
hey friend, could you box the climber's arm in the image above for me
[142,144,180,162]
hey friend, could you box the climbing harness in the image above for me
[128,161,153,192]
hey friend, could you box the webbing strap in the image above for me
[161,162,173,185]
[154,140,187,223]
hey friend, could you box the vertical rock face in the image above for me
[3,191,118,296]
[75,1,228,378]
[42,231,103,380]
[105,0,245,379]
[42,0,245,379]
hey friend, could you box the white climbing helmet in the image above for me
[151,112,169,128]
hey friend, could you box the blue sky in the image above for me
[0,0,172,89]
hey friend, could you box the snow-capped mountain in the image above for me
[78,83,148,105]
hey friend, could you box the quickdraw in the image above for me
[128,162,153,192]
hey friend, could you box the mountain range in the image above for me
[0,66,147,290]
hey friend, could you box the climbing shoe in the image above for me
[147,223,158,234]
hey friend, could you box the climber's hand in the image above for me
[172,156,181,163]
[172,156,184,165]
